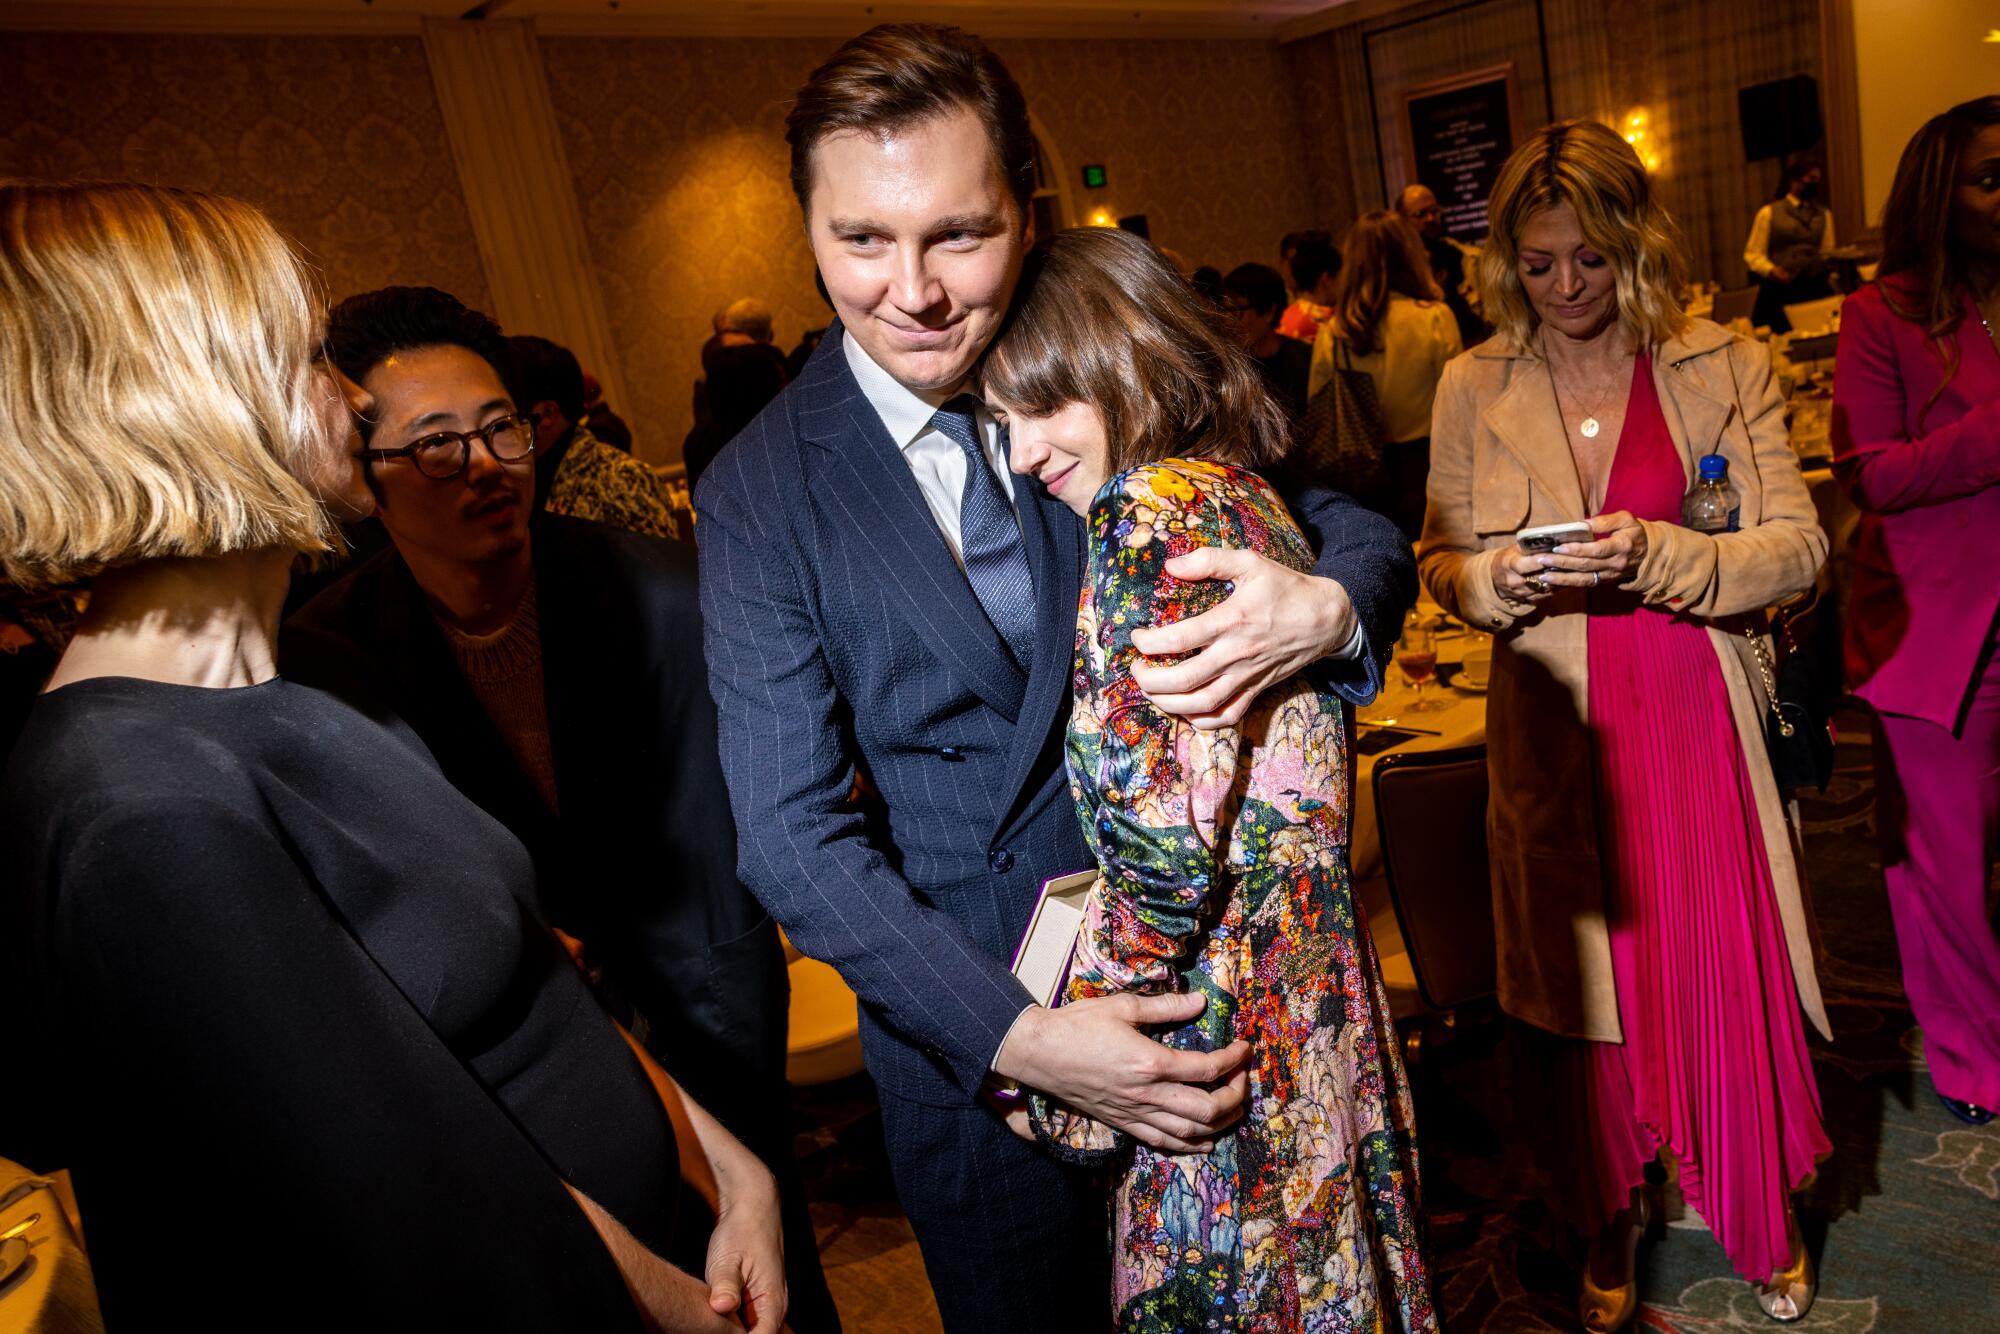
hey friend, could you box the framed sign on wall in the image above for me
[1401,64,1518,242]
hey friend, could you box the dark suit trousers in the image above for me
[878,1089,1111,1332]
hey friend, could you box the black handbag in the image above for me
[1714,340,1840,795]
[1294,337,1389,498]
[1746,585,1839,793]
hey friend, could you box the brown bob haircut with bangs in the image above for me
[982,227,1290,478]
[786,23,1037,216]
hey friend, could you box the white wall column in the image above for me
[421,17,627,413]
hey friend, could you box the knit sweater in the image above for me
[437,579,559,813]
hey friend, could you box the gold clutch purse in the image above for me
[0,1158,103,1333]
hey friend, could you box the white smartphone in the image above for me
[1516,521,1595,555]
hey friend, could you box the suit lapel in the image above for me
[1475,326,1742,519]
[1654,328,1742,483]
[1480,361,1589,521]
[800,328,1028,721]
[994,481,1084,832]
[1654,360,1731,485]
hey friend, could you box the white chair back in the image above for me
[1783,294,1844,334]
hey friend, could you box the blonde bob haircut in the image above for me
[1477,120,1692,351]
[0,181,341,589]
[982,227,1288,479]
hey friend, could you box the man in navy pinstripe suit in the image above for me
[696,25,1417,1330]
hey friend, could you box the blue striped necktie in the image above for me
[929,395,1035,670]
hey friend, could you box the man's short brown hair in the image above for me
[786,23,1036,216]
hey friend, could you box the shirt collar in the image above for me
[841,327,966,452]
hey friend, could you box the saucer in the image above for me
[1436,661,1488,694]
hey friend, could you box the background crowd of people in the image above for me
[0,13,1994,1334]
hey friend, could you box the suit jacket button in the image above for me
[989,848,1015,873]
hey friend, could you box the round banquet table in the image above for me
[1349,610,1490,885]
[1347,603,1489,1018]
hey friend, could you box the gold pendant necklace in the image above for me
[1541,334,1614,439]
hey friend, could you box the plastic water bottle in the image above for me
[1683,454,1739,533]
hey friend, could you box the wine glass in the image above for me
[1395,614,1440,713]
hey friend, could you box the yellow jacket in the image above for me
[1308,294,1463,444]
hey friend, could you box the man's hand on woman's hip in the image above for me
[992,992,1251,1153]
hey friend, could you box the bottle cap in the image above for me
[1698,454,1729,480]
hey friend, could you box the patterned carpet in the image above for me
[1416,711,2000,1333]
[793,709,2000,1332]
[794,1077,943,1333]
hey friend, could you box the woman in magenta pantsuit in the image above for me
[1422,122,1831,1330]
[1832,96,2000,1126]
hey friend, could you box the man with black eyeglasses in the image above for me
[281,286,839,1332]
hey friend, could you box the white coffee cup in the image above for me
[1460,642,1491,688]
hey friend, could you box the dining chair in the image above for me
[1783,293,1845,335]
[1372,744,1497,1019]
[781,930,865,1085]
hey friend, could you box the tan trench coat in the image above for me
[1418,319,1831,1043]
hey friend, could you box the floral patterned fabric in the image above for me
[544,423,688,543]
[1031,459,1436,1333]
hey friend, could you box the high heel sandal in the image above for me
[1755,1209,1817,1323]
[1579,1193,1650,1334]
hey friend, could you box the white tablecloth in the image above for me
[1343,607,1489,1017]
[1349,614,1489,884]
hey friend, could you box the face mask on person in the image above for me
[1794,180,1820,202]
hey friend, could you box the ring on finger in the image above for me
[1536,572,1551,591]
[1590,570,1601,587]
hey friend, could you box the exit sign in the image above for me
[1082,164,1107,189]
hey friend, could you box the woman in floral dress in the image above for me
[982,226,1436,1334]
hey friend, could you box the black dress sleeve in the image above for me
[41,795,645,1332]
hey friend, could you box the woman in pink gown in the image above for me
[1579,354,1831,1292]
[1420,121,1831,1330]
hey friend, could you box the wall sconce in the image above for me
[1087,206,1117,228]
[1622,107,1662,173]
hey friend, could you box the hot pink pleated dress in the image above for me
[1575,354,1831,1282]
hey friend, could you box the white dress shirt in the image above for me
[844,326,1364,665]
[843,332,1018,571]
[842,328,1364,1076]
[1743,195,1836,279]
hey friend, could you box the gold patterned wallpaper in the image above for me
[0,33,492,314]
[993,39,1316,271]
[540,37,832,466]
[540,35,1318,463]
[1283,0,1824,294]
